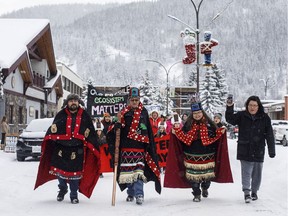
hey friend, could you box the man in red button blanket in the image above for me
[164,102,233,202]
[107,87,161,205]
[34,94,101,204]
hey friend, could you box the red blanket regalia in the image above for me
[34,107,101,198]
[164,132,233,188]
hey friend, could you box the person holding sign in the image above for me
[107,87,161,205]
[164,101,233,202]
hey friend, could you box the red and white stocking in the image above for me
[183,44,196,64]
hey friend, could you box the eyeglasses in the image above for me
[130,99,139,102]
[248,104,258,108]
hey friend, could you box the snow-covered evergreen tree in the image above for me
[199,67,223,115]
[213,64,228,109]
[186,67,197,87]
[138,70,167,114]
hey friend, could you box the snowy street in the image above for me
[0,139,287,216]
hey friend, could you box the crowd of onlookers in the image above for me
[92,110,238,143]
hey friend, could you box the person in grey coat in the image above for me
[225,95,275,203]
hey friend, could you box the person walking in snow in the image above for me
[225,95,275,203]
[34,93,101,204]
[107,87,161,205]
[164,101,233,202]
[0,116,9,150]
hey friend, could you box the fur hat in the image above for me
[129,87,140,98]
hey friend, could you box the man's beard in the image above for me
[68,104,79,112]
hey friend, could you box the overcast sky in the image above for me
[0,0,150,16]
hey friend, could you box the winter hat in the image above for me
[214,113,222,120]
[129,87,140,98]
[66,93,80,102]
[151,110,159,117]
[191,102,202,112]
[158,122,166,129]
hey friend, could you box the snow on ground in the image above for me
[0,139,287,216]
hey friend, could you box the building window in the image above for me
[29,106,34,117]
[9,105,14,124]
[35,110,39,119]
[19,107,23,124]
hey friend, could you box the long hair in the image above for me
[245,95,264,114]
[182,110,218,133]
[1,116,6,123]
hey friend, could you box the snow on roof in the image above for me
[262,99,285,107]
[0,18,49,69]
[44,70,61,88]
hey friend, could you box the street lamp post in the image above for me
[169,0,233,93]
[168,0,204,93]
[145,60,181,115]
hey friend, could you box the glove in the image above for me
[269,153,275,158]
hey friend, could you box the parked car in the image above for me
[272,120,288,146]
[16,118,54,161]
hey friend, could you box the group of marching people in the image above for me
[34,87,275,205]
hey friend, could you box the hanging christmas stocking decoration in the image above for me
[181,28,196,64]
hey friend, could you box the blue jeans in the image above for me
[127,179,144,197]
[58,177,79,199]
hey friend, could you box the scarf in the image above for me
[120,102,149,143]
[174,122,223,146]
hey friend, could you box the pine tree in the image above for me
[138,70,166,114]
[186,67,197,87]
[213,64,228,109]
[199,67,223,115]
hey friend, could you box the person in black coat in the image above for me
[225,95,275,203]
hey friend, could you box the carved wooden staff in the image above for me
[111,127,121,206]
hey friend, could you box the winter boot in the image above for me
[202,188,209,198]
[57,188,68,202]
[251,193,258,201]
[136,195,144,205]
[244,194,251,203]
[126,195,134,202]
[193,195,201,202]
[70,197,79,204]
